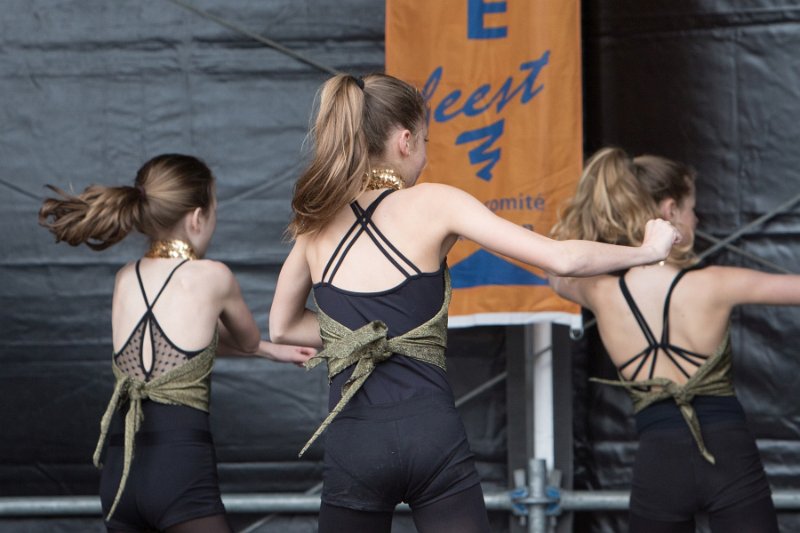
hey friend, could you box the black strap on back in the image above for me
[127,259,191,379]
[618,267,709,381]
[135,259,190,313]
[321,190,422,285]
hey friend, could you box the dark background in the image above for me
[1,1,798,532]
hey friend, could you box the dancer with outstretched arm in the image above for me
[550,147,796,533]
[269,74,679,533]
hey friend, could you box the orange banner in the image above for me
[386,0,581,326]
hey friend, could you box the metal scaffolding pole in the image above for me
[4,489,800,518]
[528,459,547,533]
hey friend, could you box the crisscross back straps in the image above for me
[618,268,709,381]
[321,190,422,285]
[135,258,190,312]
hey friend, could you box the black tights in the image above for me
[318,484,491,533]
[107,513,232,533]
[629,495,779,533]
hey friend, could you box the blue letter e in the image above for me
[467,0,508,40]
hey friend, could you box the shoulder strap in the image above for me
[660,266,710,372]
[660,268,690,343]
[135,259,191,311]
[321,190,421,284]
[618,274,658,347]
[617,273,661,380]
[351,199,422,276]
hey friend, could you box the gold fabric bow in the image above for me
[591,332,734,464]
[93,331,217,520]
[299,269,452,457]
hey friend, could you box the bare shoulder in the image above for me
[411,182,468,201]
[405,182,478,220]
[293,233,311,250]
[115,261,136,279]
[186,259,234,278]
[113,261,137,288]
[682,264,742,288]
[180,259,236,293]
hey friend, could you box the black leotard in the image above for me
[313,190,451,409]
[100,259,226,531]
[311,190,483,517]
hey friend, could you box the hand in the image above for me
[641,218,682,262]
[259,340,317,367]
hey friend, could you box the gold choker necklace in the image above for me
[145,239,197,260]
[366,168,405,191]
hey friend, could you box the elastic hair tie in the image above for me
[135,184,147,200]
[352,76,365,90]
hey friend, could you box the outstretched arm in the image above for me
[216,321,317,365]
[711,267,800,308]
[429,184,679,276]
[269,237,323,348]
[257,340,317,367]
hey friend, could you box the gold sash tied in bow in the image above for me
[93,332,217,520]
[591,332,734,464]
[299,268,451,457]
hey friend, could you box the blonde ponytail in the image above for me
[289,73,426,237]
[39,184,143,250]
[552,147,697,267]
[290,74,369,237]
[553,147,655,244]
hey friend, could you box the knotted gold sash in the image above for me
[592,332,734,464]
[93,332,217,520]
[299,268,452,457]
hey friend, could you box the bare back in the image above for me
[587,265,731,384]
[111,259,225,380]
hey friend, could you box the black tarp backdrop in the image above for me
[578,1,800,532]
[3,1,800,532]
[0,2,508,532]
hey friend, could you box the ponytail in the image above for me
[552,147,697,267]
[553,147,655,245]
[290,74,369,237]
[39,184,143,250]
[289,73,426,238]
[39,154,215,251]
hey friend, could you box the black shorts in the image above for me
[631,397,773,521]
[321,393,482,512]
[99,402,226,531]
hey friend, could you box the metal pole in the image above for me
[528,459,547,533]
[559,490,630,511]
[694,229,792,274]
[0,492,514,517]
[697,192,800,260]
[3,490,800,516]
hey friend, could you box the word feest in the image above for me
[421,51,550,182]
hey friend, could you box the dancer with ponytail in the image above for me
[40,154,315,533]
[550,147,796,532]
[269,73,680,533]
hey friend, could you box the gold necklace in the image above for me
[145,239,197,260]
[366,168,405,191]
